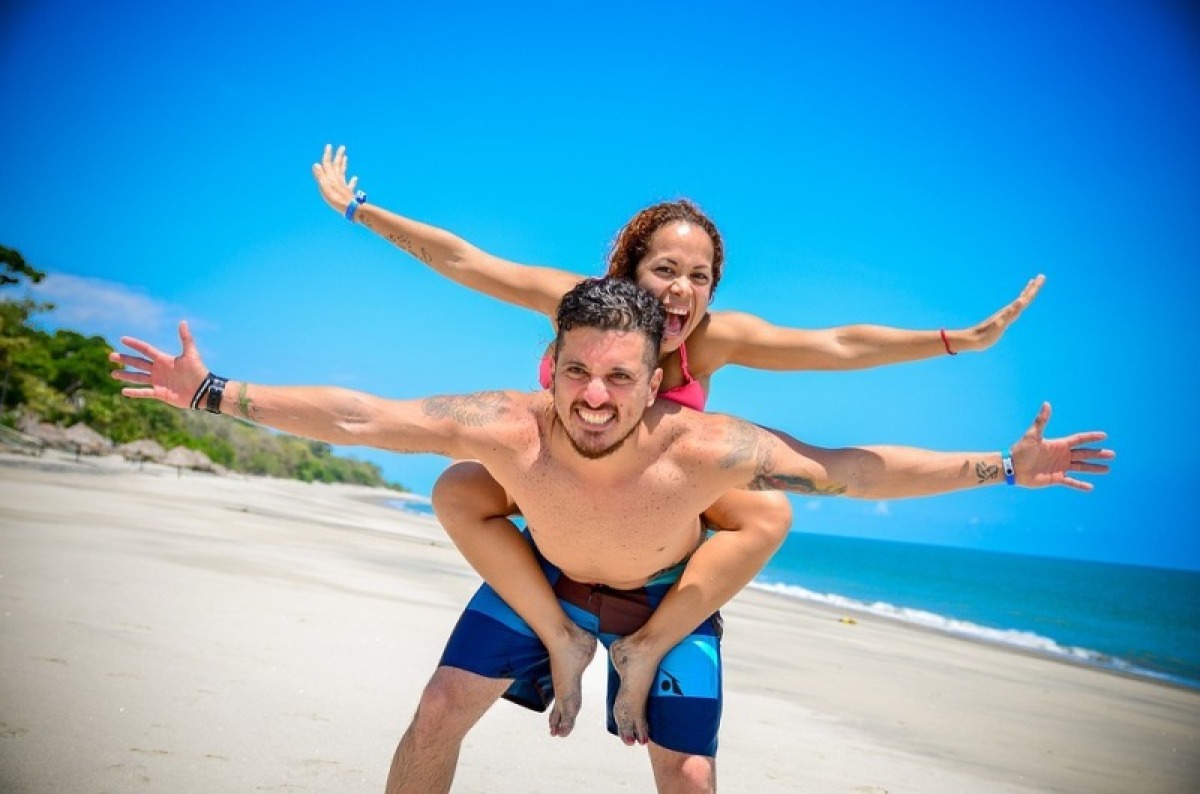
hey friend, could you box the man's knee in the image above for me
[408,667,501,743]
[649,744,716,794]
[753,490,793,535]
[431,460,510,519]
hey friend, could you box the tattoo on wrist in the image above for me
[234,382,257,421]
[422,391,510,426]
[975,460,999,483]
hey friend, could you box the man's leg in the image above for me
[386,666,511,794]
[647,742,717,794]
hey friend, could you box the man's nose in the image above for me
[582,378,609,406]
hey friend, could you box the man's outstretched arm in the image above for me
[109,320,510,459]
[717,403,1114,499]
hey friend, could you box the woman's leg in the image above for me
[431,461,597,737]
[609,489,793,746]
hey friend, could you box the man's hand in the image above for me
[1011,402,1114,490]
[109,321,209,409]
[960,274,1045,352]
[312,143,359,216]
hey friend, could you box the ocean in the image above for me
[390,497,1200,690]
[755,532,1200,690]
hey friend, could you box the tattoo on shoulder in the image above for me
[716,419,759,468]
[422,391,511,426]
[719,419,847,496]
[975,460,999,484]
[234,382,257,422]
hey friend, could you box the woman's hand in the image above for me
[958,274,1045,352]
[312,143,359,216]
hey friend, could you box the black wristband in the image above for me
[204,375,227,415]
[189,372,215,410]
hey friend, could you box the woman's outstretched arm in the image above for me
[698,274,1044,372]
[313,144,580,317]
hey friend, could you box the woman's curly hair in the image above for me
[605,199,724,298]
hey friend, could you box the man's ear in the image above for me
[647,367,664,406]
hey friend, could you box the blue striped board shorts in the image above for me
[438,532,724,757]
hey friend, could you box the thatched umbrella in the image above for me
[18,419,71,450]
[163,445,216,473]
[118,439,167,464]
[64,423,113,455]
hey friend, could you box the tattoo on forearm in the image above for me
[721,419,847,496]
[975,460,999,484]
[422,391,510,426]
[234,382,257,421]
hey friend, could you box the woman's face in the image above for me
[633,221,716,354]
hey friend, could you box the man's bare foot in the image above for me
[609,634,661,746]
[547,622,597,738]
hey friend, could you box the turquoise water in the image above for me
[389,498,1200,688]
[756,533,1200,689]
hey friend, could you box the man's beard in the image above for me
[563,410,641,460]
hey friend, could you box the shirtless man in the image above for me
[110,278,1112,793]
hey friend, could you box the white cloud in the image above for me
[29,273,177,339]
[804,500,822,512]
[871,502,891,517]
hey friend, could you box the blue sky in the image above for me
[2,1,1197,570]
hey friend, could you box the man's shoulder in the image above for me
[646,403,739,454]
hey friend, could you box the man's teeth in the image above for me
[578,408,613,425]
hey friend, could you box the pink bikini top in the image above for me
[538,341,707,411]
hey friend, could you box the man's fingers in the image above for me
[1030,401,1052,438]
[1071,446,1114,462]
[1062,477,1094,492]
[119,335,166,362]
[109,352,152,372]
[1071,462,1110,475]
[1065,431,1108,447]
[120,387,156,399]
[111,370,151,385]
[179,321,197,356]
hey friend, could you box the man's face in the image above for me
[551,327,663,460]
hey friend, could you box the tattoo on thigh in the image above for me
[422,391,510,426]
[975,460,999,484]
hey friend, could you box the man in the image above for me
[110,278,1112,793]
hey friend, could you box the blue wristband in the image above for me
[345,190,367,222]
[1001,452,1015,485]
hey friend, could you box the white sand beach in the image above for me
[1,451,1197,793]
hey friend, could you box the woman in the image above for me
[312,144,1043,745]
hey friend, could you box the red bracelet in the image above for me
[940,328,957,356]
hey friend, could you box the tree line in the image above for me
[0,245,406,491]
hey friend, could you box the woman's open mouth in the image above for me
[664,306,689,338]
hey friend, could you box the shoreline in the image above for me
[2,451,1198,792]
[745,581,1200,695]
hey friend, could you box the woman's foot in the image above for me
[547,622,597,737]
[609,634,661,745]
